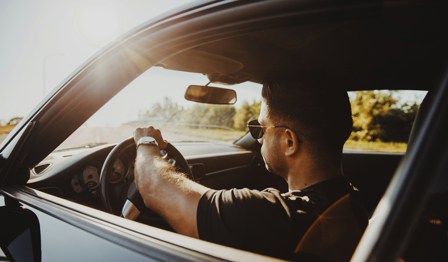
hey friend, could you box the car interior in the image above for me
[18,1,447,260]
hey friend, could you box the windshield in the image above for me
[57,67,262,150]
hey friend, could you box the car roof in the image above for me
[159,0,448,92]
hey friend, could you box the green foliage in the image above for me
[350,91,419,142]
[1,116,22,144]
[140,97,261,131]
[233,100,261,131]
[139,97,184,122]
[7,117,23,126]
[181,104,236,129]
[138,92,417,144]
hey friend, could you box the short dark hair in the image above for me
[261,74,352,152]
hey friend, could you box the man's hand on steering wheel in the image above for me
[99,125,193,220]
[132,126,208,238]
[100,125,207,237]
[133,126,168,150]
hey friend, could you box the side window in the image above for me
[345,90,427,153]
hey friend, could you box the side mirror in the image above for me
[185,85,237,105]
[0,202,41,262]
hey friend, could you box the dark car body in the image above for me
[1,0,448,261]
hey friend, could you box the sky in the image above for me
[0,0,197,124]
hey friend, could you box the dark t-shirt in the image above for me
[197,176,368,260]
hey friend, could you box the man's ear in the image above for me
[284,129,300,156]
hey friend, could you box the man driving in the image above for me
[132,77,368,260]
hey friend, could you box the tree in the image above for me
[202,105,236,128]
[233,100,261,131]
[181,104,236,129]
[350,91,419,142]
[139,97,183,122]
[370,102,419,142]
[7,117,23,126]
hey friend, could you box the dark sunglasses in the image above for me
[247,119,289,139]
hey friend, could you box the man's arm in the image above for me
[133,127,209,238]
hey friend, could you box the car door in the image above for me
[1,185,280,261]
[353,75,448,261]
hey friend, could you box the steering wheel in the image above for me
[99,137,193,221]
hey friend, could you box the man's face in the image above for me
[258,101,287,176]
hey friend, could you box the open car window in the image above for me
[345,90,427,153]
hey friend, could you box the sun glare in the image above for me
[76,4,126,47]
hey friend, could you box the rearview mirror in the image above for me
[185,85,237,105]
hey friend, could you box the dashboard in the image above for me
[27,142,256,211]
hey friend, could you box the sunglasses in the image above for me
[247,119,289,139]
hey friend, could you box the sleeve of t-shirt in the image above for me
[196,188,294,256]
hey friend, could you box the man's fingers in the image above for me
[152,129,168,150]
[133,127,147,143]
[133,126,167,149]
